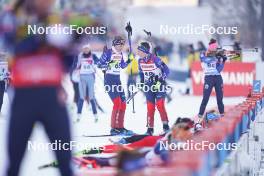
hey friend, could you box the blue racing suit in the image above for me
[98,46,131,129]
[138,54,169,130]
[198,52,226,116]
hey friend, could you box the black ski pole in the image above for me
[125,22,135,113]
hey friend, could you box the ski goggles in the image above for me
[112,39,125,46]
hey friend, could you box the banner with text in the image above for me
[191,62,256,96]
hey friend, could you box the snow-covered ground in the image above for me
[0,70,245,176]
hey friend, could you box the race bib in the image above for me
[202,60,218,75]
[80,57,95,74]
[140,61,162,82]
[106,53,122,75]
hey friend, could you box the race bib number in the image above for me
[81,63,91,71]
[202,59,218,75]
[207,63,216,68]
[144,71,154,80]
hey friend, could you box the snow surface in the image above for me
[0,70,244,176]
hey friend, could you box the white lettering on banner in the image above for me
[192,71,254,86]
[192,71,204,84]
[236,72,245,85]
[221,72,253,85]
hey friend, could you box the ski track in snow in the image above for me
[0,70,244,176]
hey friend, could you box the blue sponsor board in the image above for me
[253,80,261,93]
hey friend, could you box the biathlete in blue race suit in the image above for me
[198,39,226,122]
[136,42,170,135]
[98,36,133,135]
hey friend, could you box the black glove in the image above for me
[149,75,164,83]
[148,75,156,83]
[127,53,134,64]
[138,81,144,89]
[216,55,227,63]
[125,22,132,36]
[154,75,159,83]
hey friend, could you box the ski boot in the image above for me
[94,114,98,123]
[145,128,154,135]
[121,128,134,136]
[74,114,81,123]
[185,88,190,95]
[110,128,123,135]
[163,124,170,134]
